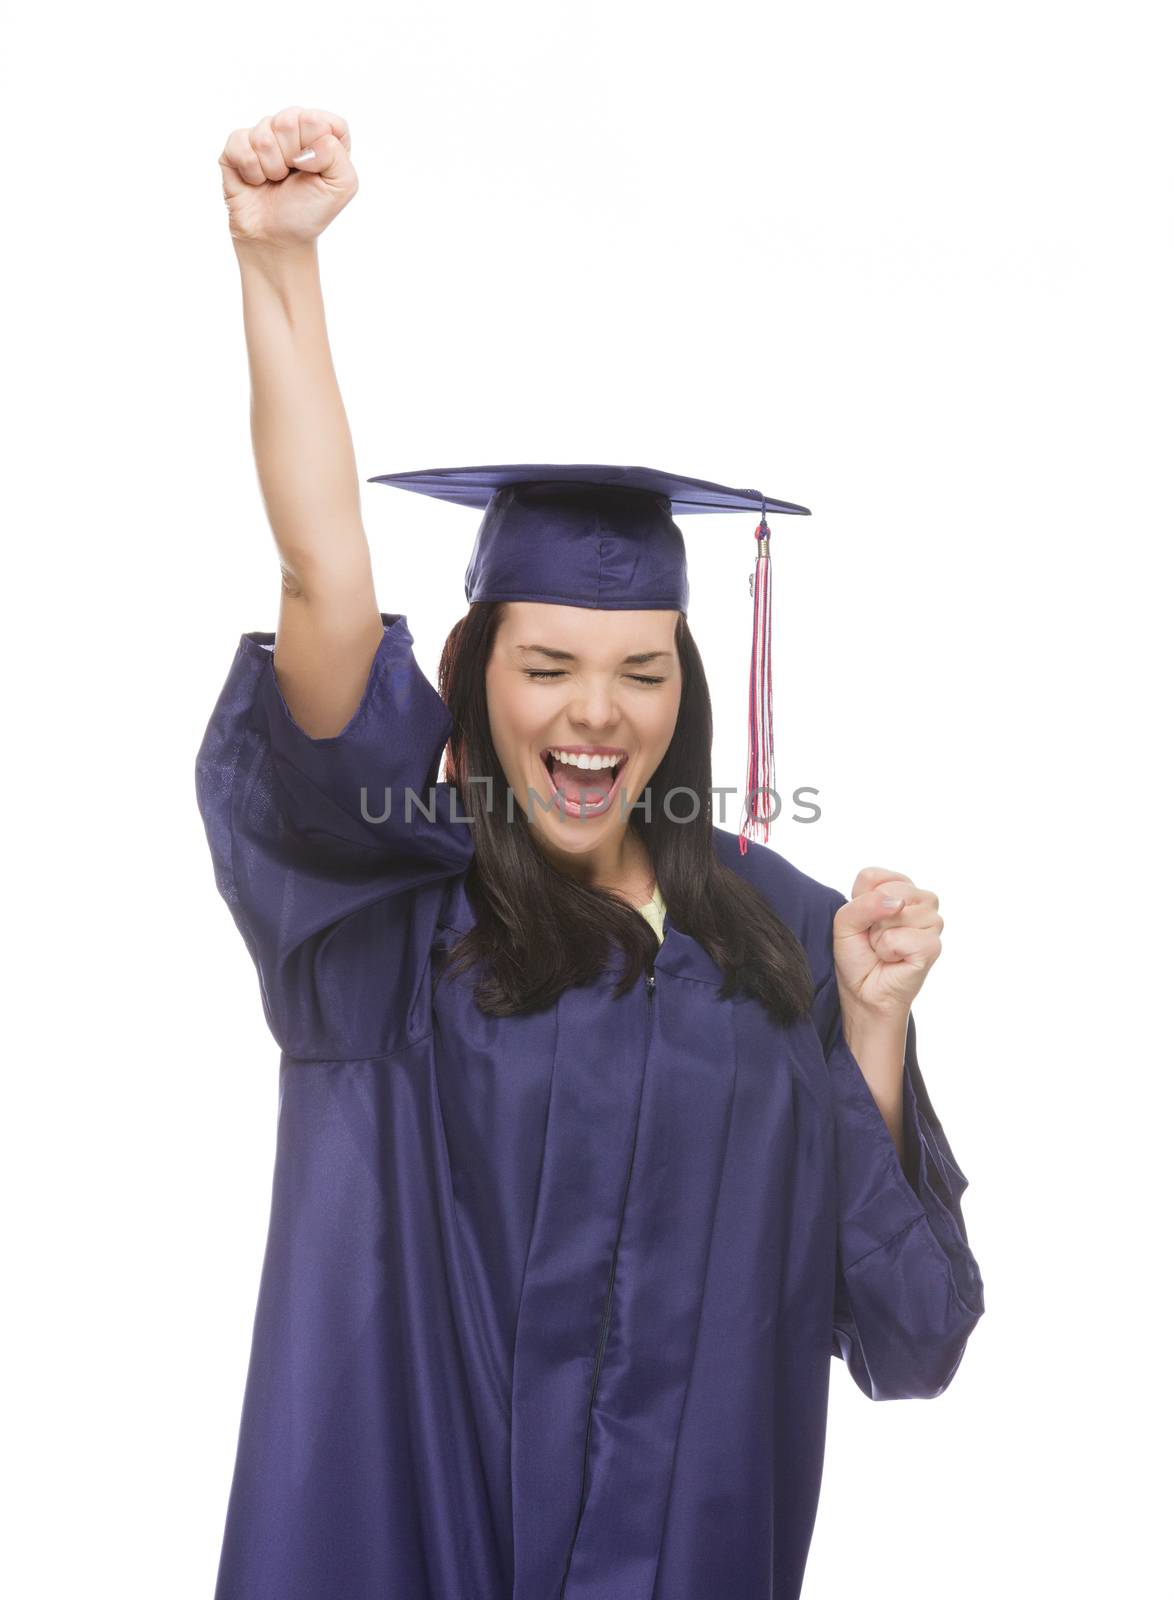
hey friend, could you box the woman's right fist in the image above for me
[219,107,358,247]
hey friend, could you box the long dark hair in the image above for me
[435,601,814,1027]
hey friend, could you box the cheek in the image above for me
[486,678,543,771]
[483,674,509,765]
[645,686,682,753]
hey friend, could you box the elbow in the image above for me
[279,559,305,598]
[835,1216,985,1401]
[835,1316,980,1402]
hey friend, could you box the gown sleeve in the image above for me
[193,610,474,1061]
[810,907,986,1401]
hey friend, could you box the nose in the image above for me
[567,678,621,734]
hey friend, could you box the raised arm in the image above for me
[220,106,383,737]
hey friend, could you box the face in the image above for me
[484,602,683,861]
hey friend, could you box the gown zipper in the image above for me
[557,966,656,1598]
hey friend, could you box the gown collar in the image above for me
[437,871,724,987]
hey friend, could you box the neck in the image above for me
[537,828,655,906]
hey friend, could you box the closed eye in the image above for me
[524,669,666,686]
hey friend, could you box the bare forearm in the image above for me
[841,1006,908,1164]
[233,237,367,584]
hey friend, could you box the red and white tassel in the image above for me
[740,514,775,855]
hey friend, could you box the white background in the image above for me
[5,1,1170,1594]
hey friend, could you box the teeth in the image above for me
[549,750,624,770]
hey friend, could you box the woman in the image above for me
[198,107,984,1600]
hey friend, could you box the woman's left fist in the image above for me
[833,866,943,1023]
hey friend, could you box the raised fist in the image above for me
[833,866,944,1023]
[219,106,358,247]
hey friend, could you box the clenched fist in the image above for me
[833,865,944,1024]
[219,106,358,247]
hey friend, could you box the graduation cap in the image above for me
[366,463,812,853]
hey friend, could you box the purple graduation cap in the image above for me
[366,463,812,853]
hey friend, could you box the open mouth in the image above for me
[539,748,630,818]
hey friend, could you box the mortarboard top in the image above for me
[366,463,812,852]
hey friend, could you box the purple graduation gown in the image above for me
[194,612,985,1600]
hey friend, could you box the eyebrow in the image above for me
[516,644,673,665]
